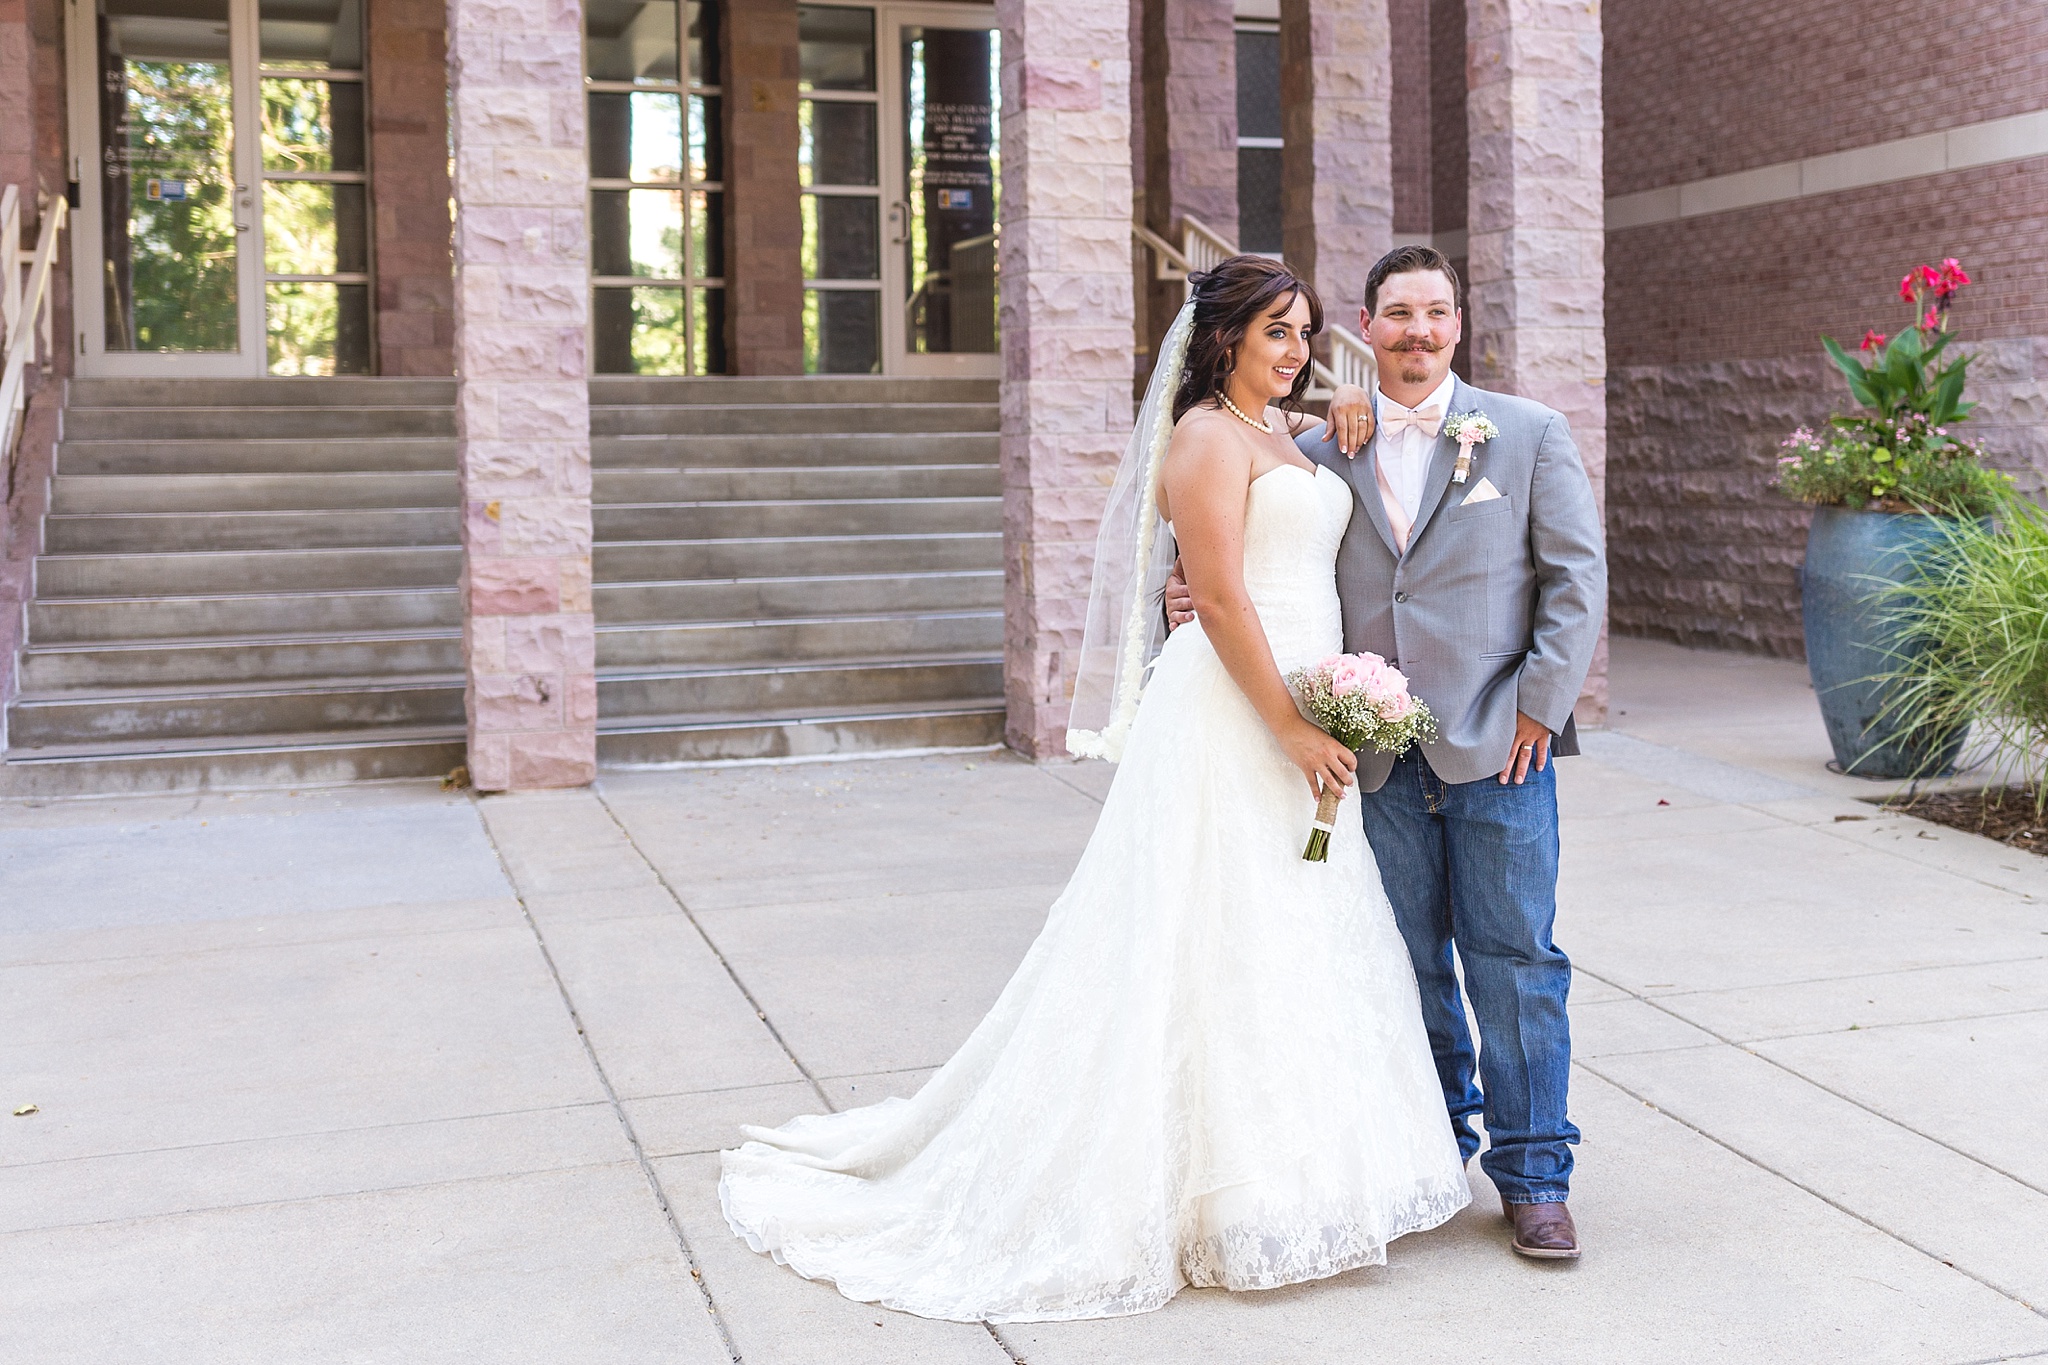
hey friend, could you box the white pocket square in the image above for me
[1462,477,1503,505]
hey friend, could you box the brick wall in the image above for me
[1389,0,1431,235]
[722,0,803,375]
[1606,0,2048,197]
[368,0,455,376]
[1608,157,2048,655]
[1428,0,1465,234]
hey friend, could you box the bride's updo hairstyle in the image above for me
[1172,254,1324,424]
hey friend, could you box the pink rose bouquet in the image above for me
[1286,652,1438,861]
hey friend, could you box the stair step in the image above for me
[595,570,1001,623]
[594,533,999,581]
[27,587,461,642]
[599,654,1002,720]
[597,611,1001,668]
[7,677,467,747]
[595,498,997,541]
[594,432,997,469]
[589,375,995,407]
[51,472,460,514]
[595,465,997,501]
[64,377,458,408]
[33,547,462,597]
[58,439,457,476]
[20,631,463,690]
[598,699,1004,765]
[45,508,459,553]
[63,406,458,441]
[0,729,469,797]
[591,402,997,437]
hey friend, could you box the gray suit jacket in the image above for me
[1297,376,1607,790]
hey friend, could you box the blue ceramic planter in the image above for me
[1800,506,1968,778]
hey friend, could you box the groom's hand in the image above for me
[1499,711,1552,785]
[1320,384,1374,456]
[1164,559,1195,630]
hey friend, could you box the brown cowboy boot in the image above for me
[1503,1198,1580,1260]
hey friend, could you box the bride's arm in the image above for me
[1161,427,1357,800]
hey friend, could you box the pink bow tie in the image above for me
[1380,404,1442,439]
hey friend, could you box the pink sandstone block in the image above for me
[472,671,565,731]
[468,557,560,614]
[507,729,598,789]
[467,732,512,790]
[504,613,595,673]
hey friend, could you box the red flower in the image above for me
[1859,329,1888,352]
[1899,270,1920,302]
[1921,307,1941,332]
[1919,265,1942,290]
[1934,257,1971,298]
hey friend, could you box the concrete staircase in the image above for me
[0,375,1004,795]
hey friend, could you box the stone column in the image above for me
[722,0,803,375]
[1139,0,1236,353]
[995,0,1137,759]
[1279,0,1393,316]
[1465,0,1607,723]
[447,0,597,789]
[368,0,455,376]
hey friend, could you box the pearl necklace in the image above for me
[1217,392,1273,434]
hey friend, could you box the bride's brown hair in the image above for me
[1172,255,1324,424]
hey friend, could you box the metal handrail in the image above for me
[1,188,68,481]
[1129,210,1375,398]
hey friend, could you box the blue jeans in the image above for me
[1361,750,1578,1204]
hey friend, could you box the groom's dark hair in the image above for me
[1364,245,1462,316]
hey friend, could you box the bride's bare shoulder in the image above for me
[1165,406,1252,475]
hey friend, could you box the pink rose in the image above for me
[1330,658,1366,696]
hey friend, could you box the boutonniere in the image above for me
[1442,412,1498,484]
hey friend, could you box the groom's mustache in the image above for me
[1391,340,1442,353]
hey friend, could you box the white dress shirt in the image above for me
[1373,371,1457,526]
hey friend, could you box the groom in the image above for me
[1170,245,1606,1259]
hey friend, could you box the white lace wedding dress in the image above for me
[719,462,1471,1322]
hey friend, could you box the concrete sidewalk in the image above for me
[4,636,2046,1364]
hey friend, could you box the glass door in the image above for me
[68,0,370,376]
[794,2,997,377]
[880,6,998,376]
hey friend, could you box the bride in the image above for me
[719,255,1471,1323]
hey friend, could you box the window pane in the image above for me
[804,288,879,373]
[260,0,363,70]
[593,285,688,374]
[1237,146,1282,252]
[687,0,719,86]
[798,5,875,91]
[589,91,683,182]
[591,189,685,278]
[801,193,878,280]
[585,0,679,83]
[801,98,876,187]
[268,281,370,374]
[1235,29,1281,141]
[261,77,363,172]
[902,27,997,355]
[693,286,727,374]
[96,5,240,354]
[689,94,722,182]
[263,179,368,274]
[691,190,724,278]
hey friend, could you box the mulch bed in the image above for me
[1883,786,2048,856]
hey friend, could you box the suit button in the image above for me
[1393,591,1410,603]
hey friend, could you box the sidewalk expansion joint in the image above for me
[473,798,746,1365]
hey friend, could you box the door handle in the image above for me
[887,199,908,245]
[234,183,252,232]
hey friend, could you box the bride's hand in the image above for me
[1281,720,1358,800]
[1320,385,1374,456]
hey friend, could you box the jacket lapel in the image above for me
[1403,375,1473,550]
[1342,392,1401,558]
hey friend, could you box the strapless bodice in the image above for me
[1236,462,1352,670]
